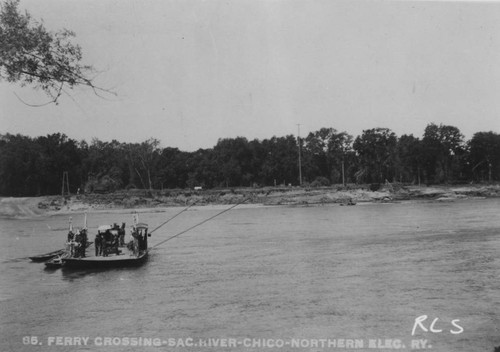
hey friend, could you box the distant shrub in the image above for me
[369,183,381,191]
[311,177,330,187]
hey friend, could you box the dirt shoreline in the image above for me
[1,184,500,218]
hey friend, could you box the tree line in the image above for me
[1,123,499,196]
[2,3,499,196]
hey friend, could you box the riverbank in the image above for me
[1,184,500,218]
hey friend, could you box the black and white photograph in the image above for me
[1,1,500,351]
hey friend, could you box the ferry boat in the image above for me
[61,216,150,270]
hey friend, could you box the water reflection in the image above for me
[60,263,148,280]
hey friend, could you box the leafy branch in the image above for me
[0,0,115,105]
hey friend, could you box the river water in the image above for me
[0,199,499,352]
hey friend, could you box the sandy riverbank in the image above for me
[1,184,500,218]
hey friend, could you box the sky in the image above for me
[1,0,500,151]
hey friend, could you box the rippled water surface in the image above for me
[1,199,499,352]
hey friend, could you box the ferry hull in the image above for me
[62,252,148,269]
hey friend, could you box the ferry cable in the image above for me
[150,197,250,249]
[149,202,196,235]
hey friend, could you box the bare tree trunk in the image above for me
[147,168,152,192]
[134,167,147,190]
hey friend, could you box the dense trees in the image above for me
[468,132,500,182]
[421,123,465,183]
[396,134,423,184]
[353,128,398,183]
[0,133,81,195]
[0,124,498,196]
[303,128,354,184]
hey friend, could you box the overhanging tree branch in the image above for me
[0,0,116,105]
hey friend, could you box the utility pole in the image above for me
[62,171,70,197]
[297,124,303,186]
[342,159,345,187]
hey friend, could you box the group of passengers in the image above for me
[66,229,88,258]
[94,223,126,257]
[65,222,148,258]
[127,226,148,256]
